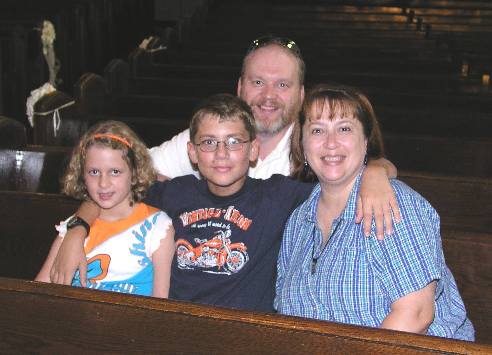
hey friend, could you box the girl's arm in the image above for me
[152,225,175,298]
[50,201,100,286]
[357,158,401,240]
[381,281,436,334]
[35,236,64,282]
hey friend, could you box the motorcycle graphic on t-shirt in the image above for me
[175,230,249,274]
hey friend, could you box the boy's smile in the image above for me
[187,115,259,197]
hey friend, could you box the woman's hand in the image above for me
[356,159,401,239]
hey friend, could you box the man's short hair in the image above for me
[241,35,306,85]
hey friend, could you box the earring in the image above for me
[363,154,368,165]
[303,158,310,173]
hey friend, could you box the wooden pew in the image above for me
[97,92,492,140]
[86,114,189,149]
[0,191,78,280]
[0,181,491,342]
[440,228,492,343]
[0,116,27,149]
[0,0,154,123]
[384,135,492,178]
[398,171,492,233]
[128,71,479,97]
[401,1,492,10]
[69,73,492,176]
[1,277,491,352]
[31,90,87,146]
[0,146,71,193]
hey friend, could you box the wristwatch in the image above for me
[66,215,90,236]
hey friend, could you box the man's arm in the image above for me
[357,158,401,240]
[380,281,436,334]
[49,201,101,286]
[148,129,199,179]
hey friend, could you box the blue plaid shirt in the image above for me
[275,171,474,341]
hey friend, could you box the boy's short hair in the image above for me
[189,94,256,141]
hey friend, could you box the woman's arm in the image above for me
[357,158,401,240]
[151,226,175,298]
[35,236,64,282]
[49,201,100,286]
[381,281,436,334]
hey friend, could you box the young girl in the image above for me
[36,120,174,297]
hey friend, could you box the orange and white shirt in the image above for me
[58,203,171,295]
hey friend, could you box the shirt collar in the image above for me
[257,123,294,163]
[303,167,365,224]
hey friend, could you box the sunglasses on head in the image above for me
[246,35,301,56]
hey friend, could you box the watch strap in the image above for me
[67,215,90,236]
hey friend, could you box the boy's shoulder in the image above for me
[252,174,314,203]
[258,174,313,189]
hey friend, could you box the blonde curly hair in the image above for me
[62,120,156,203]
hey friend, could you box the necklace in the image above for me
[311,219,342,275]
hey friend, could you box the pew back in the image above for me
[0,191,79,279]
[0,146,71,192]
[0,186,490,342]
[0,277,490,353]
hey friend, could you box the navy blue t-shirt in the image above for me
[145,174,313,312]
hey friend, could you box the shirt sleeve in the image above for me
[54,215,74,238]
[148,210,173,256]
[148,129,200,178]
[274,207,301,311]
[369,182,444,304]
[143,181,169,211]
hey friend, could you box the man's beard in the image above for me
[253,99,301,136]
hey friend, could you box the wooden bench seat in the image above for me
[0,0,154,122]
[1,170,491,273]
[101,92,492,138]
[271,4,406,15]
[401,0,492,10]
[1,277,490,352]
[0,146,71,193]
[385,135,492,178]
[0,191,491,343]
[0,191,78,279]
[0,116,27,149]
[185,35,440,52]
[86,114,189,149]
[150,50,461,75]
[4,113,491,180]
[398,171,492,233]
[411,13,492,25]
[128,69,480,98]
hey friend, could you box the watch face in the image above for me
[67,216,79,228]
